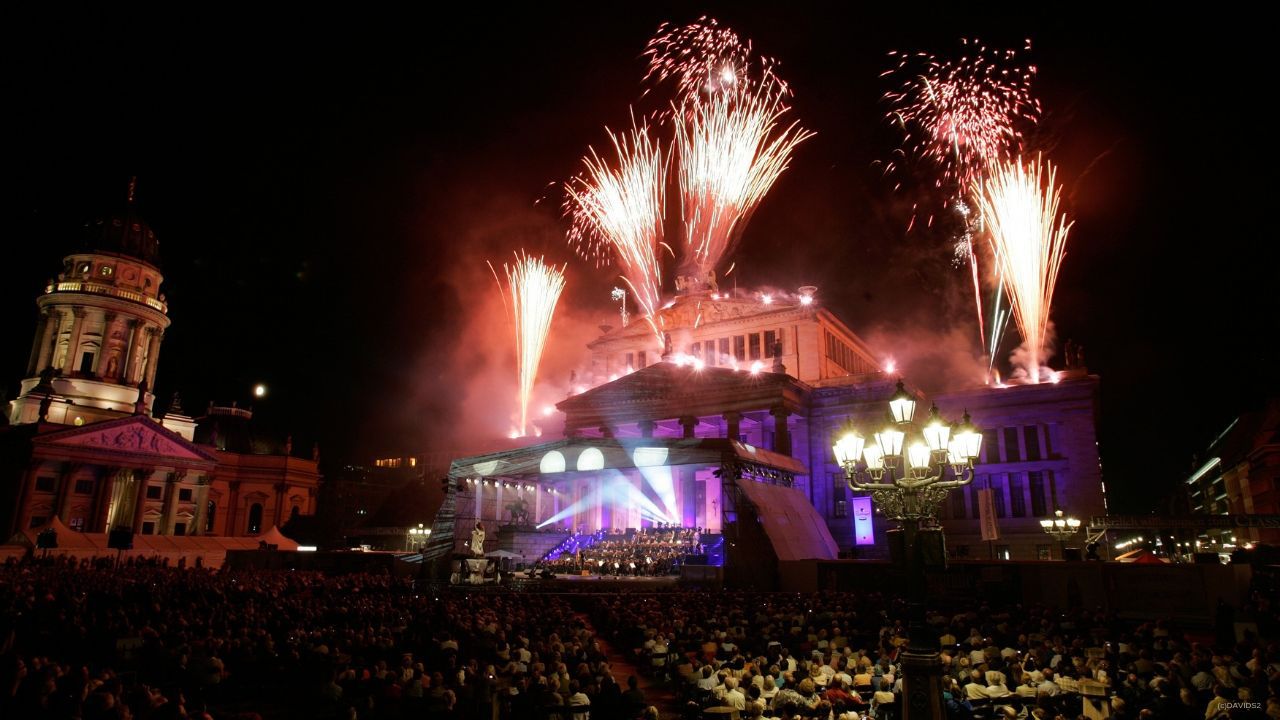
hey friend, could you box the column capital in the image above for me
[679,416,698,439]
[71,306,87,319]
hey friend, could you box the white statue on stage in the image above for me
[470,522,486,556]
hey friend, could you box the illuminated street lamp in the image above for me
[1039,509,1081,559]
[406,523,431,551]
[832,380,981,720]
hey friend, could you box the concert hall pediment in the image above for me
[34,415,220,466]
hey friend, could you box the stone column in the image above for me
[144,329,163,390]
[93,468,119,532]
[191,480,210,536]
[65,307,87,374]
[274,482,287,529]
[679,416,698,439]
[771,407,792,456]
[131,471,151,533]
[723,412,742,442]
[123,321,145,384]
[26,310,50,376]
[91,311,114,375]
[225,480,240,536]
[534,483,543,524]
[10,461,41,534]
[495,481,504,525]
[161,471,185,535]
[34,310,62,374]
[56,463,80,523]
[637,420,656,439]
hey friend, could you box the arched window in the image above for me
[290,505,300,522]
[247,503,263,534]
[205,501,217,533]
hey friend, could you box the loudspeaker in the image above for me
[1063,547,1083,561]
[108,527,134,550]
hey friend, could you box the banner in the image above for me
[852,496,874,546]
[978,488,1000,541]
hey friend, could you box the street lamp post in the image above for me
[407,524,431,552]
[833,381,982,720]
[1039,509,1081,559]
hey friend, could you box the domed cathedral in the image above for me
[0,183,320,562]
[10,181,169,425]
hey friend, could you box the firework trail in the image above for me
[564,120,668,341]
[647,18,811,283]
[491,253,567,435]
[973,155,1072,383]
[885,38,1039,356]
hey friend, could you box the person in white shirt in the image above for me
[723,678,747,710]
[567,680,591,720]
[964,671,990,700]
[1036,669,1060,696]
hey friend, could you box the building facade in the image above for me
[547,286,1105,560]
[0,195,320,544]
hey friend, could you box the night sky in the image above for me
[5,5,1275,513]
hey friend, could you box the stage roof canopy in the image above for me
[447,437,806,481]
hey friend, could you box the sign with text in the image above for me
[852,496,874,545]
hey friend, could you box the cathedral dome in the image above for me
[82,206,162,268]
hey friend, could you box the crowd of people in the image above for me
[590,590,1280,720]
[542,526,704,577]
[2,555,1277,720]
[0,556,659,719]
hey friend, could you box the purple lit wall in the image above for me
[852,496,874,545]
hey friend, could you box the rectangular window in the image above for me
[748,334,760,360]
[1024,426,1041,461]
[69,517,85,532]
[1043,424,1054,457]
[74,479,93,495]
[29,516,47,528]
[179,488,193,502]
[1037,544,1053,560]
[637,350,647,367]
[951,489,966,519]
[1003,428,1021,462]
[35,476,55,492]
[719,338,730,362]
[691,342,701,358]
[764,330,777,356]
[625,352,635,370]
[79,351,95,374]
[733,336,745,361]
[991,476,1007,518]
[996,545,1011,560]
[834,500,848,518]
[141,521,155,535]
[174,522,186,536]
[971,479,983,518]
[705,343,715,366]
[1008,472,1027,517]
[1029,471,1048,517]
[982,430,999,463]
[145,485,162,500]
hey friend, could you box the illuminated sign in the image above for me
[852,496,874,545]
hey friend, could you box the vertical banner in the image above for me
[852,496,875,545]
[978,488,1001,541]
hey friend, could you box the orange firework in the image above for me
[491,253,567,436]
[564,120,668,341]
[973,155,1072,383]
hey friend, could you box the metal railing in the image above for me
[46,281,167,313]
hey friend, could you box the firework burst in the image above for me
[973,155,1072,383]
[646,18,811,283]
[884,38,1040,190]
[675,87,811,279]
[491,253,567,436]
[564,120,668,340]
